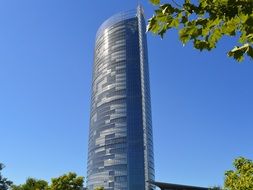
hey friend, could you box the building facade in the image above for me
[87,7,155,190]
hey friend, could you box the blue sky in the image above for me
[0,0,252,188]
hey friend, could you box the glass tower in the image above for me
[87,6,155,190]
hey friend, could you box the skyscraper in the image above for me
[87,6,155,190]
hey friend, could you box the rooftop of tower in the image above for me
[96,6,144,39]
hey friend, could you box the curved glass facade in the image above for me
[87,6,154,190]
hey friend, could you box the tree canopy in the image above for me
[147,0,253,61]
[224,157,253,190]
[10,173,83,190]
[11,178,48,190]
[0,163,13,190]
[49,172,83,190]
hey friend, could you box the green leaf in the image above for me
[170,18,179,28]
[247,34,253,43]
[196,18,208,26]
[147,16,158,32]
[227,44,250,62]
[247,46,253,59]
[161,4,175,14]
[150,0,160,5]
[156,13,169,22]
[208,28,222,48]
[148,0,253,62]
[179,28,191,44]
[200,0,208,8]
[194,39,211,51]
[221,17,239,36]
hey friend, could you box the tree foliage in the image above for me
[94,187,104,190]
[0,163,13,190]
[11,178,48,190]
[224,157,253,190]
[147,0,253,61]
[49,172,83,190]
[10,173,83,190]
